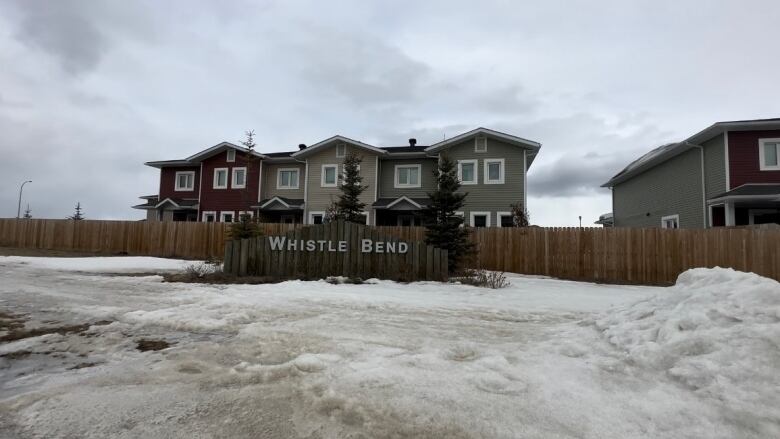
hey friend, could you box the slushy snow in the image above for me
[0,256,778,438]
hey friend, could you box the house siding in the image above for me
[613,148,704,228]
[702,134,727,200]
[378,158,438,198]
[304,142,380,222]
[728,129,780,188]
[261,162,306,200]
[159,166,200,200]
[443,137,527,226]
[199,150,261,218]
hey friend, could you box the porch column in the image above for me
[725,202,736,226]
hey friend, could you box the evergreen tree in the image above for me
[510,202,530,227]
[23,204,32,219]
[334,153,367,224]
[68,202,85,220]
[227,212,262,240]
[421,155,475,273]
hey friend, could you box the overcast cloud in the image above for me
[1,0,778,225]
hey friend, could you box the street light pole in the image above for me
[17,180,32,219]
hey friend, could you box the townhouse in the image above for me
[602,118,780,228]
[133,127,541,227]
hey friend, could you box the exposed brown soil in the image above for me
[136,339,171,351]
[0,313,112,344]
[68,362,101,370]
[162,272,292,284]
[0,350,32,359]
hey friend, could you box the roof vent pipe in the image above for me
[409,138,417,146]
[298,144,306,150]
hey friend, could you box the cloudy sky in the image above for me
[1,1,778,225]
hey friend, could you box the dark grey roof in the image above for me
[264,151,295,158]
[373,197,430,209]
[133,197,198,210]
[709,184,780,201]
[381,145,429,153]
[253,197,305,210]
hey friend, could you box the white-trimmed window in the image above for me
[394,164,421,188]
[232,167,247,189]
[661,214,679,229]
[226,149,236,162]
[322,164,338,187]
[759,138,780,171]
[454,211,465,228]
[237,211,253,220]
[220,211,235,223]
[308,211,325,225]
[484,159,505,184]
[277,168,300,189]
[336,143,346,158]
[497,212,513,227]
[457,160,478,185]
[202,211,216,223]
[470,211,490,228]
[175,171,195,191]
[213,168,228,189]
[475,136,487,153]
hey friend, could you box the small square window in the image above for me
[336,143,346,158]
[213,168,228,189]
[475,136,487,153]
[312,214,323,225]
[458,160,477,185]
[227,149,236,162]
[395,165,421,188]
[484,159,505,184]
[500,214,514,227]
[232,167,246,189]
[220,212,234,223]
[322,165,338,187]
[277,168,299,189]
[472,214,487,227]
[661,214,679,229]
[202,212,216,223]
[759,138,780,171]
[175,171,195,191]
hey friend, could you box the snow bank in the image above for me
[0,256,192,272]
[596,267,780,433]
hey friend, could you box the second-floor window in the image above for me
[175,171,195,191]
[232,167,246,189]
[395,164,421,188]
[213,168,228,189]
[484,159,505,184]
[322,164,338,187]
[277,168,300,189]
[457,160,477,185]
[336,143,346,158]
[759,138,780,171]
[227,149,236,162]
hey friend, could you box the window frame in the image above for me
[475,136,487,153]
[457,159,478,185]
[226,149,236,162]
[213,167,229,189]
[231,167,247,189]
[394,164,422,188]
[237,211,254,220]
[661,214,680,229]
[470,211,491,228]
[220,211,235,223]
[336,143,346,158]
[484,158,505,184]
[202,211,217,223]
[497,211,513,227]
[277,168,300,190]
[321,164,339,187]
[759,138,780,171]
[308,211,325,225]
[174,171,195,192]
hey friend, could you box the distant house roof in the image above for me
[291,135,387,158]
[707,184,780,203]
[602,118,780,187]
[594,212,614,226]
[425,127,542,167]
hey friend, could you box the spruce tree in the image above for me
[334,153,367,224]
[68,202,84,220]
[421,155,475,273]
[510,202,530,227]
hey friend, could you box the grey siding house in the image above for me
[602,118,780,229]
[135,127,542,227]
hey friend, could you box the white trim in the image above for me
[213,167,228,189]
[237,210,254,219]
[308,211,325,224]
[257,161,263,202]
[303,161,309,222]
[185,141,265,162]
[374,156,379,219]
[474,136,487,153]
[748,208,779,225]
[497,211,512,227]
[457,159,478,185]
[523,150,527,206]
[386,196,422,209]
[394,164,422,188]
[197,163,203,219]
[758,138,780,171]
[155,198,181,209]
[174,171,195,191]
[226,149,236,162]
[426,127,541,153]
[483,158,505,184]
[470,211,491,227]
[220,211,235,223]
[260,196,291,209]
[661,214,680,229]
[724,131,730,191]
[276,167,300,190]
[362,211,370,225]
[231,167,247,189]
[321,164,338,187]
[335,143,346,158]
[202,211,217,222]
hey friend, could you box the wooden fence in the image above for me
[2,218,780,285]
[223,220,448,281]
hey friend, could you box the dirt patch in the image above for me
[136,339,171,352]
[68,362,101,370]
[162,272,293,284]
[0,350,32,360]
[0,311,26,334]
[0,317,112,344]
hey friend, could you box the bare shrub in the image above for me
[454,269,510,289]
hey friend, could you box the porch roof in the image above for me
[708,184,780,204]
[372,196,429,210]
[252,197,305,211]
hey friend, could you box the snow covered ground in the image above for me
[0,256,778,438]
